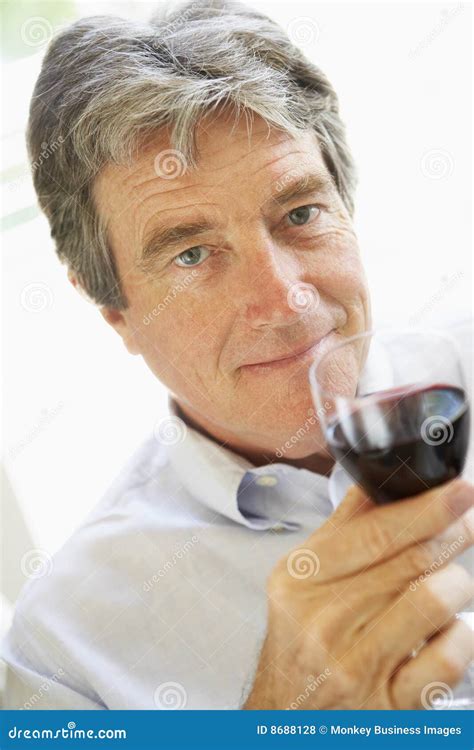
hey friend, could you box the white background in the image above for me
[2,1,472,559]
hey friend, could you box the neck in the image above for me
[173,400,335,477]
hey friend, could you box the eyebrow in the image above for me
[137,171,333,269]
[138,220,214,270]
[271,171,334,207]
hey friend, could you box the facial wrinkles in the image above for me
[132,147,310,304]
[100,125,360,390]
[196,188,286,380]
[137,132,313,224]
[208,155,343,376]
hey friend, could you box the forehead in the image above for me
[94,112,327,213]
[93,111,328,269]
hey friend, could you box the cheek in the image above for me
[132,281,226,368]
[317,341,363,399]
[310,237,368,304]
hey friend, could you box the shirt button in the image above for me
[256,475,279,487]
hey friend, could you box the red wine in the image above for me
[326,385,470,504]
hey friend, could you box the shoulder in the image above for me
[0,431,208,703]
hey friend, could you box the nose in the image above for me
[239,240,318,330]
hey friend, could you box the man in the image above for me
[2,0,472,710]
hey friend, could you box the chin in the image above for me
[272,412,327,460]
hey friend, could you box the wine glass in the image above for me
[309,328,472,709]
[308,328,470,505]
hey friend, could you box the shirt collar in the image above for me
[165,336,393,530]
[165,396,335,531]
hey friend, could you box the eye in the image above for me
[286,204,321,226]
[173,245,211,268]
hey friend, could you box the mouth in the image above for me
[240,330,336,374]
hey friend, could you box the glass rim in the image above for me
[308,325,461,402]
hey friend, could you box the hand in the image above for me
[243,479,474,709]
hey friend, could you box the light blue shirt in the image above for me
[3,326,473,710]
[1,396,353,710]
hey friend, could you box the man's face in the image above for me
[94,110,370,458]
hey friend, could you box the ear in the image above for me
[67,269,93,303]
[68,270,140,356]
[99,306,141,356]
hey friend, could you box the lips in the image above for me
[241,330,335,371]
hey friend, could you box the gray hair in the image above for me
[27,0,357,310]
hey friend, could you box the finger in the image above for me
[313,479,473,578]
[369,563,474,672]
[366,507,474,591]
[327,484,373,528]
[391,618,474,709]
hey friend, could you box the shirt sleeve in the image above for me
[2,658,105,709]
[1,605,106,711]
[2,648,105,711]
